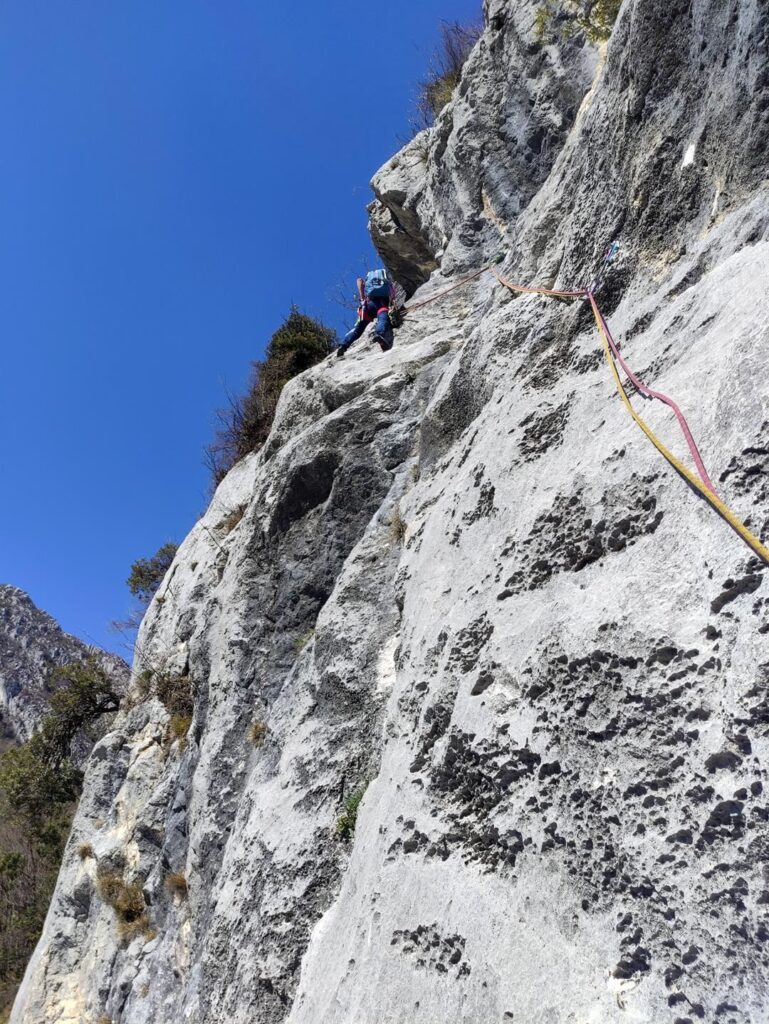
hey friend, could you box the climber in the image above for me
[336,269,395,358]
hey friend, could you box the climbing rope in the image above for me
[586,292,769,564]
[491,269,719,492]
[402,265,491,315]
[396,257,769,564]
[589,296,716,494]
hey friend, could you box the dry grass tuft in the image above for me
[249,720,267,748]
[168,713,192,743]
[165,871,189,899]
[96,872,125,906]
[218,505,246,536]
[156,673,194,719]
[117,914,156,944]
[96,871,153,941]
[389,506,407,543]
[113,881,145,922]
[78,842,94,861]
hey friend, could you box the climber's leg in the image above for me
[374,306,393,352]
[336,318,367,358]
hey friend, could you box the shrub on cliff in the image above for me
[0,658,119,819]
[415,19,482,128]
[535,0,622,43]
[126,542,178,605]
[335,785,368,841]
[205,306,337,485]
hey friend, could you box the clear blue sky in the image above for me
[0,0,480,656]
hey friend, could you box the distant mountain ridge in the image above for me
[0,584,128,750]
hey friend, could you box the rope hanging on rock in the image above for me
[589,296,716,494]
[395,256,769,565]
[586,291,769,564]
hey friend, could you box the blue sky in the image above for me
[0,0,480,656]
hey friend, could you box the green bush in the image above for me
[0,738,81,820]
[335,785,368,842]
[0,657,118,821]
[535,0,622,43]
[416,19,482,128]
[206,306,337,485]
[126,543,178,605]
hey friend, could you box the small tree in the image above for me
[0,738,81,820]
[206,306,336,485]
[0,658,119,808]
[0,658,120,820]
[41,659,121,765]
[126,543,178,605]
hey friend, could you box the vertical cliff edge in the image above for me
[12,0,769,1021]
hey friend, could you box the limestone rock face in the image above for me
[368,0,599,292]
[0,584,128,752]
[12,1,769,1023]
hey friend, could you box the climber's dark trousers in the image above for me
[340,300,393,352]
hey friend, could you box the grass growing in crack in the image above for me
[168,713,193,749]
[294,630,314,653]
[249,720,267,747]
[117,914,156,943]
[535,0,621,43]
[389,506,407,543]
[217,504,246,536]
[96,871,154,943]
[132,664,195,749]
[156,672,194,719]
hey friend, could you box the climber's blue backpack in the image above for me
[364,269,391,301]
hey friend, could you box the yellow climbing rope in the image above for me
[491,270,769,564]
[585,292,769,564]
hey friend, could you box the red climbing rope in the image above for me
[590,299,718,495]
